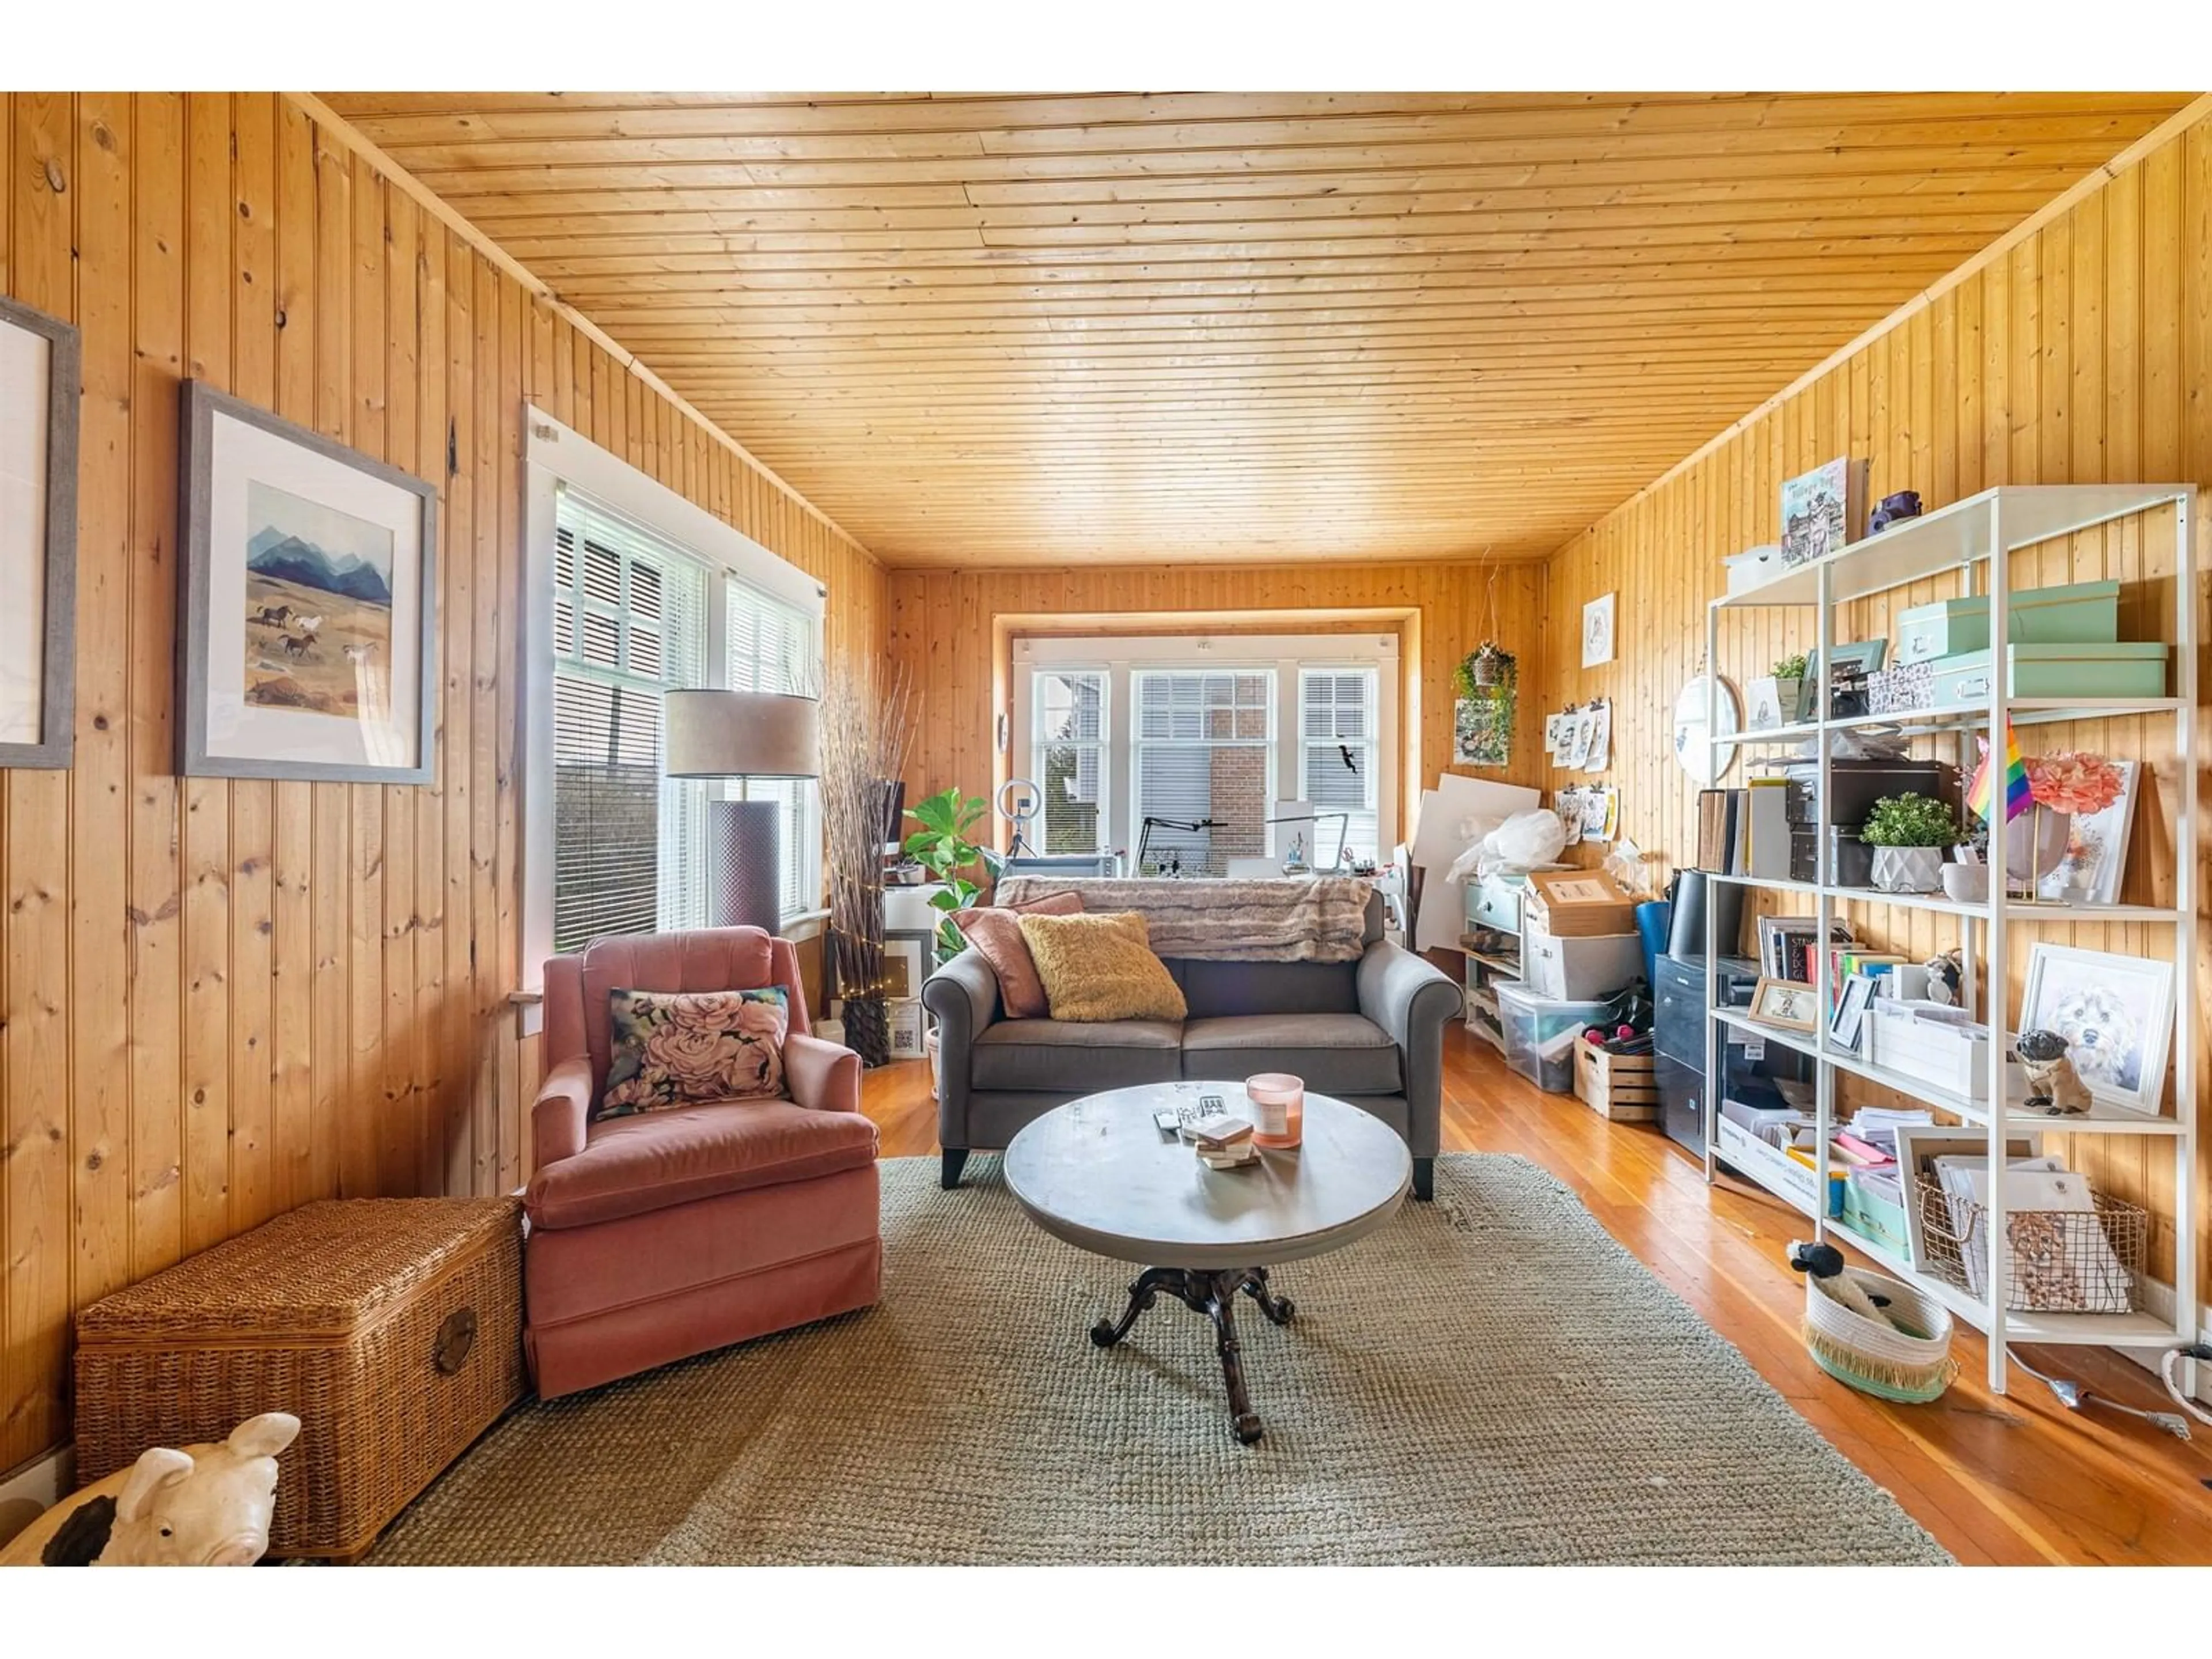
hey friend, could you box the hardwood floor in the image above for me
[859,1026,2212,1564]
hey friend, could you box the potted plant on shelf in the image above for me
[1749,652,1808,732]
[1860,792,1957,894]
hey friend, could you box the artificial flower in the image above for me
[2025,751,2124,816]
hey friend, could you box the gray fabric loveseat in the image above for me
[921,890,1460,1200]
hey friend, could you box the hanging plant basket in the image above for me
[1452,642,1518,768]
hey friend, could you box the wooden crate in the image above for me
[1573,1037,1659,1122]
[73,1198,524,1561]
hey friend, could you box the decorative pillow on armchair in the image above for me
[1018,911,1187,1023]
[951,891,1085,1018]
[599,987,790,1118]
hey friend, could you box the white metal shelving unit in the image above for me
[1700,483,2199,1393]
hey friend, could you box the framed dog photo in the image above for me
[179,381,438,783]
[0,296,79,769]
[1749,976,1820,1033]
[2018,944,2175,1115]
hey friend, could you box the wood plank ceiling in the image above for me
[319,92,2194,569]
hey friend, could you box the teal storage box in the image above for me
[1928,642,2168,703]
[1837,1171,1913,1261]
[1895,579,2120,664]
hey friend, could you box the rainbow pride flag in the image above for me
[1967,718,2031,823]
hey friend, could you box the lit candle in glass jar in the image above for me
[1245,1073,1304,1149]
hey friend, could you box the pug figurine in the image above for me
[2016,1028,2091,1115]
[1923,949,1964,1008]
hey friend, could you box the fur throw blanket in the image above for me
[990,875,1373,963]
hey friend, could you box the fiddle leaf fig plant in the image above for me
[903,787,991,961]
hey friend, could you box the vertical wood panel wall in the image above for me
[0,92,888,1470]
[888,562,1551,825]
[1537,115,2211,1298]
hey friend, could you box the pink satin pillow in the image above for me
[952,891,1085,1018]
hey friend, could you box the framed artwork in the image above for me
[2018,944,2175,1115]
[1749,976,1819,1032]
[2039,758,2139,905]
[179,381,438,783]
[881,931,930,1001]
[1747,677,1785,732]
[1779,457,1867,566]
[1581,593,1616,668]
[1829,972,1878,1054]
[0,296,79,769]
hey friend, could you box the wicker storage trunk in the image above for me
[74,1198,524,1560]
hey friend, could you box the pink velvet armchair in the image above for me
[523,927,880,1399]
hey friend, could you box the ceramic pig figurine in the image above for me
[0,1412,301,1566]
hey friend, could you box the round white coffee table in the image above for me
[1003,1080,1411,1444]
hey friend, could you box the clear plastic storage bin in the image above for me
[1496,982,1612,1093]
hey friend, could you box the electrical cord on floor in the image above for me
[2159,1344,2212,1429]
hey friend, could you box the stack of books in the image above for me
[1695,779,1807,880]
[1188,1113,1259,1170]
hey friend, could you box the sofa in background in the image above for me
[922,890,1460,1199]
[525,927,879,1398]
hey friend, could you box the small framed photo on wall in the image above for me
[178,381,438,784]
[0,296,80,769]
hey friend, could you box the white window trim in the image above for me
[521,408,827,1020]
[1013,633,1400,870]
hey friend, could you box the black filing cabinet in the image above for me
[1653,953,1800,1157]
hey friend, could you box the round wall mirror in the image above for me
[1672,675,1741,786]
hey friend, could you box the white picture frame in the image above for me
[1747,676,1783,732]
[2018,944,2175,1115]
[1581,592,1616,668]
[880,931,930,1002]
[2039,759,2139,906]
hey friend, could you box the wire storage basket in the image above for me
[1914,1178,2145,1313]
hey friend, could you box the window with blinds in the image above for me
[551,490,709,953]
[1033,669,1107,853]
[1300,668,1380,867]
[725,575,823,918]
[1132,671,1273,876]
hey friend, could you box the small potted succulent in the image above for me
[1860,792,1957,893]
[1771,653,1808,724]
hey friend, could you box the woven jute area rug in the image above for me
[369,1153,1948,1565]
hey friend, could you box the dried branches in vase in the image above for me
[821,657,914,1067]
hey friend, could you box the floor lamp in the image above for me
[662,689,821,935]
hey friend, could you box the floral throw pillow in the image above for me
[599,987,790,1118]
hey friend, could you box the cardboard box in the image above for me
[1522,869,1639,938]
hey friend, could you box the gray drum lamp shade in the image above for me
[662,690,820,779]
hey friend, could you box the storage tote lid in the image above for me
[1897,579,2119,623]
[1925,641,2168,670]
[75,1198,522,1345]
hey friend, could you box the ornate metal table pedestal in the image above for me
[1088,1265,1296,1445]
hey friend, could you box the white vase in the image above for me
[1870,844,1944,894]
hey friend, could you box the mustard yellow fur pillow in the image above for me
[1017,911,1187,1023]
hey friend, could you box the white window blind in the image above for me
[1132,671,1273,876]
[552,488,709,953]
[726,574,823,918]
[1033,669,1107,854]
[1301,668,1379,867]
